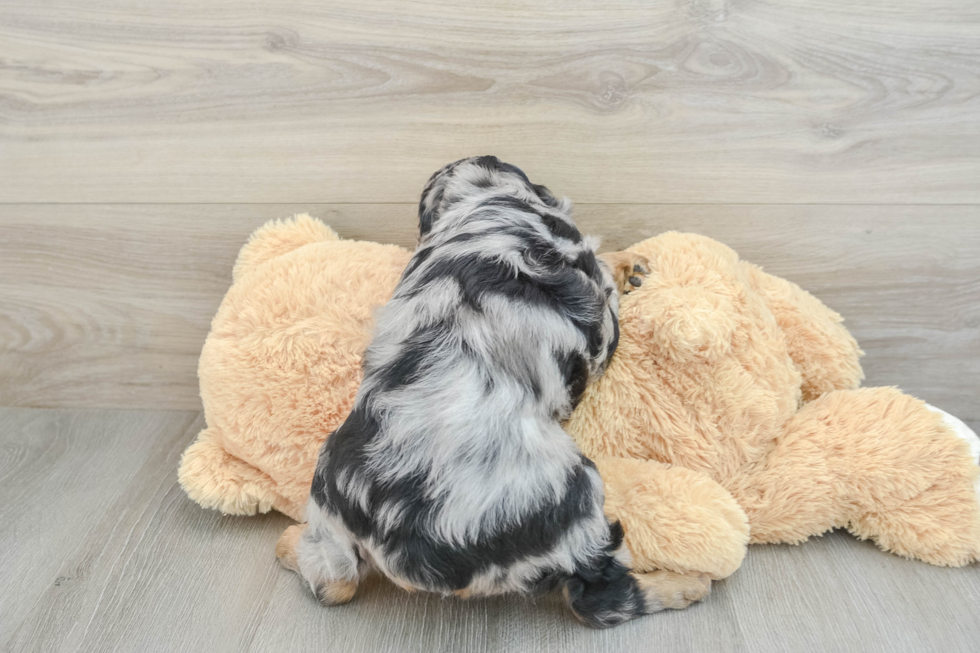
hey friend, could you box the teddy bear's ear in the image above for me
[232,214,340,282]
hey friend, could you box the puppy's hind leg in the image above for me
[562,524,710,628]
[275,523,305,573]
[278,508,362,607]
[563,558,710,628]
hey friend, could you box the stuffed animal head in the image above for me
[567,231,863,482]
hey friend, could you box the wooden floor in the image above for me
[2,0,980,651]
[0,407,977,653]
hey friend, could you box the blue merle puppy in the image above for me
[275,156,710,628]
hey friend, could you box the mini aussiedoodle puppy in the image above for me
[276,156,710,628]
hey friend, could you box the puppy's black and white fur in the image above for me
[278,156,708,628]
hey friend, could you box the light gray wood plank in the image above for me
[0,408,200,650]
[1,408,977,652]
[722,533,980,653]
[248,530,980,653]
[2,204,977,421]
[1,1,979,203]
[0,408,289,653]
[0,203,415,411]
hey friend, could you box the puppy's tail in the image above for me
[562,522,711,629]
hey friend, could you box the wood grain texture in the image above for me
[2,1,978,648]
[2,408,978,652]
[0,408,201,651]
[1,0,979,203]
[1,204,977,420]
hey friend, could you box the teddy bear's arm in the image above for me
[595,457,749,580]
[744,265,864,402]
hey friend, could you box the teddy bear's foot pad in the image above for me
[634,570,711,611]
[925,403,980,499]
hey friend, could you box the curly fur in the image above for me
[293,156,668,627]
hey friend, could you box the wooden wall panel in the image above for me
[1,1,979,203]
[1,204,976,420]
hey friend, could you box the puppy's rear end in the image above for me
[277,156,709,627]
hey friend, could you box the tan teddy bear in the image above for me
[179,214,980,585]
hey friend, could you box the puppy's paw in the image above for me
[599,251,651,295]
[315,579,358,606]
[276,524,305,573]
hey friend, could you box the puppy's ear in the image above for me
[418,186,443,238]
[532,184,560,208]
[418,160,463,239]
[418,173,446,238]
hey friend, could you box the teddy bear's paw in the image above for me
[598,251,650,295]
[633,570,711,611]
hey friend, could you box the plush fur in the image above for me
[179,195,980,604]
[569,234,980,569]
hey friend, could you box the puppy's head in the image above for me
[418,156,566,240]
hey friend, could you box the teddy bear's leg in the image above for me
[729,388,980,566]
[925,404,980,466]
[723,426,841,546]
[848,404,980,567]
[849,469,980,567]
